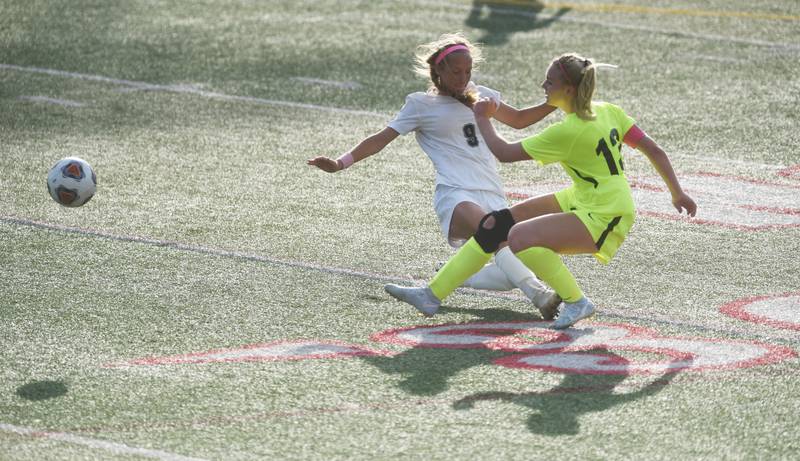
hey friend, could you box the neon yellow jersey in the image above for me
[521,102,637,216]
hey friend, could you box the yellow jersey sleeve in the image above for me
[520,118,574,165]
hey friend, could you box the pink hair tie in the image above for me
[435,44,469,65]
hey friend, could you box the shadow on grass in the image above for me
[361,300,533,396]
[465,0,571,46]
[363,346,507,396]
[453,351,683,435]
[361,300,542,395]
[364,297,683,434]
[16,380,68,401]
[437,302,540,322]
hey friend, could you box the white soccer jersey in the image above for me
[388,84,504,194]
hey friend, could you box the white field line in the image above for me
[0,215,403,284]
[0,422,207,461]
[0,63,386,119]
[1,63,787,171]
[432,0,800,51]
[17,95,86,107]
[292,76,363,90]
[3,214,798,344]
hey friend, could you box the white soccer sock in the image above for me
[494,246,549,301]
[463,263,515,291]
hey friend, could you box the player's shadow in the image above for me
[437,300,539,322]
[465,0,571,45]
[362,345,507,396]
[361,299,536,395]
[453,351,684,435]
[367,294,683,434]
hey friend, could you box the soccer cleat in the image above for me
[533,290,562,321]
[552,297,595,329]
[384,284,441,317]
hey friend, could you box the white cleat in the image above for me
[552,297,595,329]
[384,284,441,317]
[533,291,562,321]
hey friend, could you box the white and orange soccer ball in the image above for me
[47,157,97,207]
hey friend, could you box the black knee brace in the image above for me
[473,208,515,253]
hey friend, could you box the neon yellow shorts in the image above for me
[554,188,635,264]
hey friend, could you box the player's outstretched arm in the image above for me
[636,135,697,217]
[473,98,530,163]
[307,127,399,173]
[493,101,557,129]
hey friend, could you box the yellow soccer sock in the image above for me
[429,237,493,301]
[515,247,583,303]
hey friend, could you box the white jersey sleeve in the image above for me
[388,95,420,135]
[474,84,500,106]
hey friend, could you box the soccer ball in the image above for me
[47,157,97,207]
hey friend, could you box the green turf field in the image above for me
[2,1,799,459]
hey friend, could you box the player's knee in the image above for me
[507,226,526,254]
[474,208,515,253]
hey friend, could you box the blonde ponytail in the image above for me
[555,54,617,121]
[575,64,596,121]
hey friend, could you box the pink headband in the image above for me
[435,44,469,65]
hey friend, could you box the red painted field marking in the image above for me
[113,319,796,375]
[720,292,800,331]
[370,321,796,375]
[777,164,800,182]
[369,321,561,349]
[106,340,389,367]
[491,322,794,375]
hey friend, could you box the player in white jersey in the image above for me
[307,32,561,318]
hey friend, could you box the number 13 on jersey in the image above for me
[596,128,624,175]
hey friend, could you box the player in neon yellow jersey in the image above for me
[386,52,697,329]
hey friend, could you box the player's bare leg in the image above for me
[509,211,598,328]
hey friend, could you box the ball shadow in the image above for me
[16,380,68,401]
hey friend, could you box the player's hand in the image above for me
[672,191,697,217]
[307,156,341,173]
[473,97,499,119]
